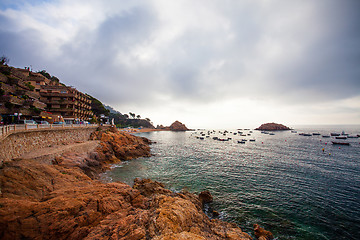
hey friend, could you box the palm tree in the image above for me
[129,112,135,119]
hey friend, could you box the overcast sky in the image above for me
[1,0,359,128]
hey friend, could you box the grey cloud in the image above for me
[0,0,359,121]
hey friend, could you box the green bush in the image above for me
[26,82,35,91]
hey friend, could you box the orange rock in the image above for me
[0,128,253,240]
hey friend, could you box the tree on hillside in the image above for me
[0,55,9,65]
[38,70,60,84]
[136,115,141,119]
[129,112,135,119]
[38,70,51,79]
[87,94,110,117]
[124,114,129,119]
[145,118,151,122]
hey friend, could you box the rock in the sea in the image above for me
[169,120,189,131]
[254,224,274,240]
[255,122,291,131]
[199,190,213,206]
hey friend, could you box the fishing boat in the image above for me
[303,133,312,136]
[237,140,246,144]
[335,136,347,139]
[322,135,330,138]
[332,141,350,146]
[312,133,321,135]
[249,139,256,142]
[331,133,340,136]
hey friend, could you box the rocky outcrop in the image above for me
[0,168,253,239]
[0,127,254,240]
[199,190,213,207]
[156,121,190,131]
[169,121,189,131]
[254,224,274,240]
[255,123,291,131]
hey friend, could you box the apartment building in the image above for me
[40,85,93,123]
[0,66,47,123]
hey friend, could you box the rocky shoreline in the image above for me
[0,127,272,239]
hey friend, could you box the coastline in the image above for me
[0,127,256,239]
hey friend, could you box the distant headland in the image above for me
[255,122,291,131]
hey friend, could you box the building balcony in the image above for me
[40,92,75,98]
[0,95,25,105]
[42,100,75,105]
[24,99,47,110]
[48,108,75,112]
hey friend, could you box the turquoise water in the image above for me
[102,125,360,240]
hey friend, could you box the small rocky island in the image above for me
[157,120,190,131]
[255,122,291,131]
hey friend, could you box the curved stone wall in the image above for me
[0,127,97,164]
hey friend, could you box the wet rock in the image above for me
[199,190,213,207]
[254,224,274,240]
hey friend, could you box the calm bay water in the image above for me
[102,125,360,240]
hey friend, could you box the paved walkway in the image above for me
[19,140,100,162]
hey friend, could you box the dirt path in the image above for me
[19,140,100,163]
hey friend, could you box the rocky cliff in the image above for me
[0,127,254,240]
[255,122,291,131]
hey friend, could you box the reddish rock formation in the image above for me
[169,120,189,131]
[0,127,253,240]
[255,123,291,131]
[199,190,213,207]
[254,224,274,240]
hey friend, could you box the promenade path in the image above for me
[19,140,100,162]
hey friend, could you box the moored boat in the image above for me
[332,141,350,146]
[335,136,347,139]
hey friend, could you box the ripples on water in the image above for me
[102,125,360,240]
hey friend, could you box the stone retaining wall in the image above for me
[0,127,98,164]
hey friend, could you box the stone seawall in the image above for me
[0,127,98,164]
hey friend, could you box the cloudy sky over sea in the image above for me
[1,0,359,128]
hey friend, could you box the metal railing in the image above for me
[0,123,101,138]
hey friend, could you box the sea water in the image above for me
[101,125,360,240]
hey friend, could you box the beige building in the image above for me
[40,85,93,123]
